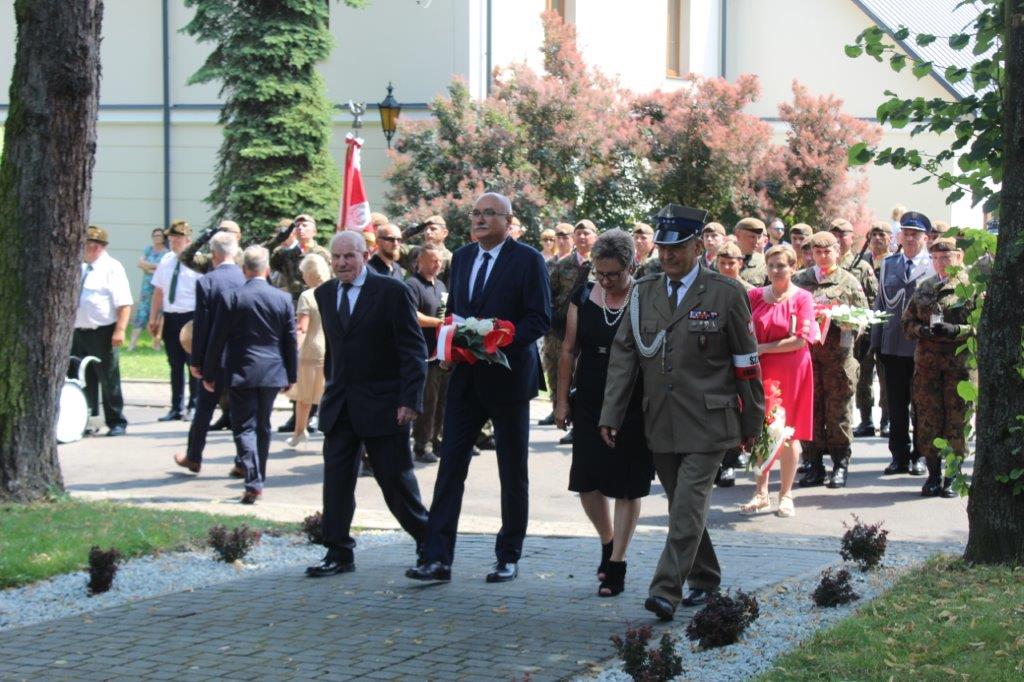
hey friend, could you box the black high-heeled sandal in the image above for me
[598,560,626,597]
[597,540,614,581]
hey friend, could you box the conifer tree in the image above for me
[184,0,361,238]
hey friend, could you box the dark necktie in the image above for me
[169,261,181,304]
[668,280,683,311]
[470,252,492,308]
[338,282,352,329]
[904,257,913,282]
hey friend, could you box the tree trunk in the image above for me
[0,1,104,501]
[965,0,1024,565]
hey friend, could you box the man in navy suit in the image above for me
[203,245,297,504]
[305,230,430,577]
[407,192,552,583]
[174,232,247,474]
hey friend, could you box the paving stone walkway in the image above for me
[0,530,856,682]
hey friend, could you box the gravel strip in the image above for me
[0,530,403,632]
[586,542,947,682]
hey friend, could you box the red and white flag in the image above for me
[338,133,371,232]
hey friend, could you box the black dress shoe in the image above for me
[277,416,296,433]
[538,412,556,426]
[716,467,736,488]
[940,478,957,498]
[405,561,451,582]
[157,410,183,422]
[644,596,675,621]
[852,422,876,437]
[210,413,231,431]
[305,556,355,577]
[798,466,827,487]
[883,460,911,475]
[826,467,848,489]
[476,434,497,450]
[909,458,927,476]
[182,409,194,422]
[486,562,518,583]
[920,477,942,497]
[681,587,717,607]
[558,429,574,445]
[106,425,127,437]
[880,422,891,437]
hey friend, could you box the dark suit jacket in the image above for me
[315,268,427,438]
[204,278,297,389]
[446,238,551,407]
[190,263,246,378]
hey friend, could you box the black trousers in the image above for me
[71,324,127,428]
[162,311,196,413]
[229,386,278,492]
[321,406,428,563]
[879,354,917,464]
[185,377,239,466]
[423,397,530,566]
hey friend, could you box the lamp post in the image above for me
[378,82,401,149]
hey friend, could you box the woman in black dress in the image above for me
[554,229,654,597]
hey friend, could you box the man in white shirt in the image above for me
[72,227,133,436]
[149,221,201,421]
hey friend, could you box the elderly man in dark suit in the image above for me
[304,230,430,577]
[407,191,552,584]
[174,231,247,474]
[203,245,297,504]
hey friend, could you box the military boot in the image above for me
[798,452,827,487]
[826,449,851,489]
[920,458,942,497]
[940,477,958,499]
[852,411,875,437]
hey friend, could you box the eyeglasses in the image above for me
[469,209,510,219]
[377,236,403,243]
[541,237,555,243]
[594,270,625,281]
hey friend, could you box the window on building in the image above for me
[666,0,687,78]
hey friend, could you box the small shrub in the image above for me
[812,568,860,607]
[685,590,760,650]
[610,623,683,682]
[208,525,262,563]
[302,511,325,545]
[87,546,122,595]
[840,514,888,571]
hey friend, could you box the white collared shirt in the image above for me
[467,239,507,299]
[336,265,368,314]
[664,260,701,307]
[151,250,199,313]
[904,249,932,278]
[76,251,134,329]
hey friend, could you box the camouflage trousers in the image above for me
[803,345,858,454]
[855,341,887,420]
[541,333,563,403]
[413,362,449,449]
[911,347,972,461]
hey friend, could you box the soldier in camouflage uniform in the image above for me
[733,218,769,286]
[270,214,331,303]
[400,215,453,286]
[853,222,892,436]
[541,219,597,434]
[700,222,726,270]
[901,238,976,498]
[792,231,868,489]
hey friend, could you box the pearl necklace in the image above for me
[599,282,631,327]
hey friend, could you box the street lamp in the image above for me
[378,82,401,149]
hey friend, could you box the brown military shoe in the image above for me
[228,465,245,479]
[173,453,200,474]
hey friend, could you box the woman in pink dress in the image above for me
[740,244,815,518]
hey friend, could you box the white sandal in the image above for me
[776,495,796,518]
[739,491,771,515]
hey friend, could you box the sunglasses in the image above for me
[377,236,403,243]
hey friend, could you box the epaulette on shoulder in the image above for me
[634,273,661,285]
[707,271,744,290]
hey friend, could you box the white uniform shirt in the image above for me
[151,250,199,313]
[76,251,133,329]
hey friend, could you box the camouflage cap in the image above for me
[806,231,839,249]
[828,218,855,234]
[166,220,192,237]
[423,215,447,227]
[789,223,813,237]
[86,225,109,244]
[734,217,766,234]
[632,222,654,236]
[554,222,574,236]
[869,220,893,235]
[931,220,951,235]
[702,222,726,236]
[928,237,960,253]
[574,219,598,234]
[716,242,744,259]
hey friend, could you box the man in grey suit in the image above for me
[872,211,935,476]
[204,246,297,504]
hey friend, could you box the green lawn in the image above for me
[119,328,170,380]
[758,556,1024,681]
[0,498,297,588]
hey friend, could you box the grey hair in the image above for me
[299,253,331,284]
[242,245,269,273]
[329,230,367,253]
[210,231,239,258]
[590,228,635,270]
[478,192,513,215]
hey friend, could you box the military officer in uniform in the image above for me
[853,221,892,437]
[792,231,868,489]
[600,204,764,621]
[901,238,975,498]
[788,223,812,259]
[733,218,769,286]
[830,219,879,303]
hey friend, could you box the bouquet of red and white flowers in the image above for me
[746,379,794,475]
[435,315,516,369]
